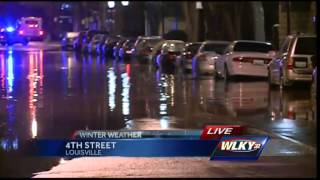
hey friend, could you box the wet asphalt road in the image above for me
[0,42,316,177]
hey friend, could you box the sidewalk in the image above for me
[33,155,316,178]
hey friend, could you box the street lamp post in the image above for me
[196,1,204,41]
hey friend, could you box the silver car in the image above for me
[268,34,316,88]
[156,40,185,70]
[177,42,202,72]
[192,41,230,76]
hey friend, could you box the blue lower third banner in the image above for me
[25,136,269,160]
[26,139,218,157]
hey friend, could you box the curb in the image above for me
[247,127,316,154]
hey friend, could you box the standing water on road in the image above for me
[0,49,316,177]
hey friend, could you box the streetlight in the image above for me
[108,1,115,9]
[196,1,204,41]
[121,1,129,6]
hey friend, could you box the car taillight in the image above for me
[233,57,271,64]
[19,30,24,35]
[287,56,293,69]
[186,52,193,59]
[233,57,253,63]
[287,111,295,119]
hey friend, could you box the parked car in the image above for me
[101,35,123,57]
[81,30,109,54]
[215,40,275,79]
[87,34,107,55]
[133,36,163,60]
[155,40,185,70]
[0,26,29,46]
[177,42,202,72]
[191,41,230,76]
[113,38,128,58]
[119,38,136,60]
[73,31,86,51]
[268,34,316,88]
[61,32,80,50]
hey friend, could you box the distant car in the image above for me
[119,38,136,60]
[268,34,316,88]
[17,16,45,41]
[215,40,274,79]
[133,36,163,60]
[192,41,230,76]
[155,40,185,70]
[0,27,29,46]
[81,30,109,54]
[73,31,86,51]
[101,35,123,57]
[113,38,128,58]
[87,34,107,55]
[61,32,80,50]
[177,42,202,72]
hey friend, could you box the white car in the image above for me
[192,41,230,76]
[215,40,275,79]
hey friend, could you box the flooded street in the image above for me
[0,43,316,177]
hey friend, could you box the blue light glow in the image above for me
[6,26,15,32]
[7,53,14,93]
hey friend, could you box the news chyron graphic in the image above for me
[27,125,269,160]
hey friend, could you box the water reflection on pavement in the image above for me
[0,50,316,177]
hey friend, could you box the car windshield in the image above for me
[233,42,273,53]
[186,43,201,54]
[143,39,162,47]
[201,43,229,54]
[92,34,104,41]
[25,20,38,25]
[163,42,185,52]
[294,37,316,55]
